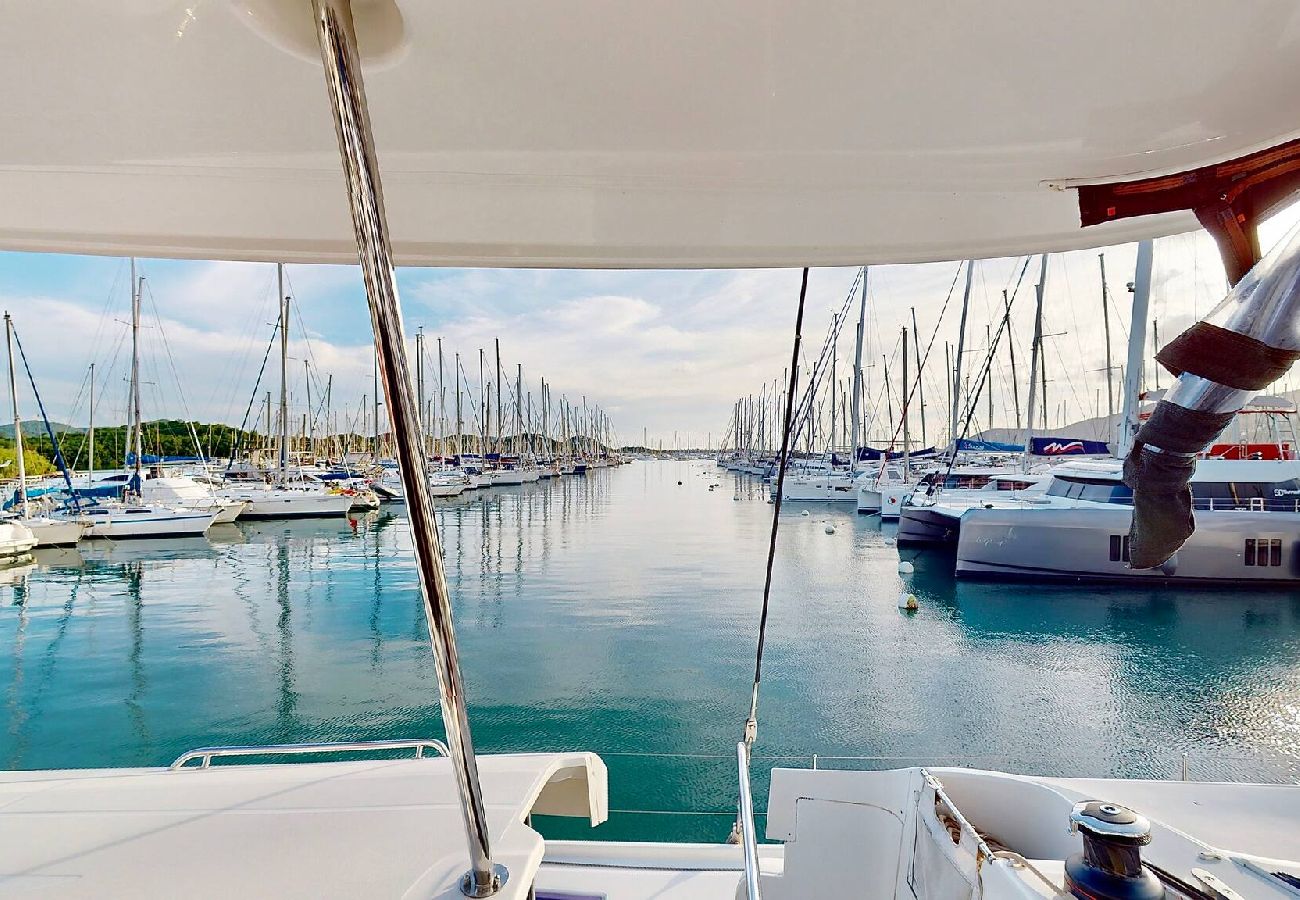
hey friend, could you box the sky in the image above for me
[2,204,1299,450]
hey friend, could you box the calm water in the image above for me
[2,460,1299,842]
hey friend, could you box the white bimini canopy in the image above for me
[4,2,1300,267]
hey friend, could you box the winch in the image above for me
[1065,800,1164,899]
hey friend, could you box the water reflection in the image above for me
[0,463,1296,841]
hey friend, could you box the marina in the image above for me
[5,1,1300,896]
[3,460,1299,849]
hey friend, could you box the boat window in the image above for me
[943,474,992,489]
[126,509,152,515]
[995,479,1034,491]
[1244,538,1285,567]
[1048,477,1133,504]
[1193,480,1300,511]
[1108,534,1131,562]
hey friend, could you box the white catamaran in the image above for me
[2,3,1299,898]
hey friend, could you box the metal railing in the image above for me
[169,738,450,770]
[736,742,762,900]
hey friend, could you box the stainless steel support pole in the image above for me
[311,3,501,895]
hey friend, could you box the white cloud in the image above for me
[7,199,1300,450]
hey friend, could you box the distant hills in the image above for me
[0,420,83,439]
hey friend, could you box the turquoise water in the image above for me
[1,459,1299,842]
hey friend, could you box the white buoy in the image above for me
[801,510,810,517]
[824,523,836,534]
[884,537,897,547]
[897,560,915,574]
[897,592,919,610]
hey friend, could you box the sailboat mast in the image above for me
[901,326,910,474]
[455,353,463,457]
[416,327,425,447]
[516,362,523,458]
[829,327,838,458]
[1099,253,1115,424]
[87,363,95,488]
[494,339,503,453]
[1003,290,1021,432]
[1021,254,1048,471]
[950,260,974,446]
[131,258,144,489]
[372,349,380,460]
[4,312,28,517]
[278,263,289,482]
[1118,241,1155,456]
[911,307,926,447]
[305,359,313,460]
[478,348,486,454]
[325,373,332,461]
[437,336,445,460]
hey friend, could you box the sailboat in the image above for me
[55,263,218,540]
[1,312,86,546]
[218,265,354,520]
[3,4,1300,897]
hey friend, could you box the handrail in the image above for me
[736,742,763,900]
[169,738,450,770]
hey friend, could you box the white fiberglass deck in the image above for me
[0,752,606,899]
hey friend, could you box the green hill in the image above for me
[0,420,83,439]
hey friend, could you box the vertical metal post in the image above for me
[310,2,501,895]
[130,259,144,491]
[87,363,95,488]
[278,263,289,483]
[950,260,973,445]
[1021,255,1047,471]
[1118,240,1154,458]
[5,313,29,518]
[848,269,867,465]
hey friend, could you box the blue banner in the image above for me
[857,446,937,461]
[1030,436,1111,456]
[955,438,1024,452]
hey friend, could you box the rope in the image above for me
[744,268,809,749]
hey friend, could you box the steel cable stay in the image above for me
[867,259,1023,484]
[935,257,1036,485]
[781,269,865,454]
[728,269,809,875]
[10,324,81,506]
[224,321,281,476]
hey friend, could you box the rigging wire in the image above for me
[740,267,809,770]
[10,325,80,505]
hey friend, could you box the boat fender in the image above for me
[897,592,918,610]
[897,560,914,574]
[824,523,836,534]
[801,510,810,517]
[1065,801,1163,900]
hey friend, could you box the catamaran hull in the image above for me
[781,478,858,502]
[956,505,1300,584]
[856,485,883,513]
[897,506,961,545]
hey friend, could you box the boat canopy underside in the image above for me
[5,3,1300,266]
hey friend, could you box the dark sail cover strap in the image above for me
[1157,322,1300,391]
